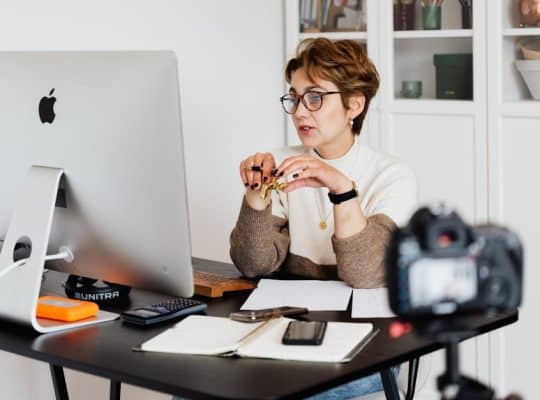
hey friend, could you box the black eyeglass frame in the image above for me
[279,91,342,114]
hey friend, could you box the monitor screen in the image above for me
[0,51,193,297]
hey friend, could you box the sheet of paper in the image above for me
[241,279,352,311]
[351,288,396,318]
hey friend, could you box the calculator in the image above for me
[120,298,207,326]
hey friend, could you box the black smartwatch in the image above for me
[328,181,358,205]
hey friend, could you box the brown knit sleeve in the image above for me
[229,196,290,278]
[331,213,396,288]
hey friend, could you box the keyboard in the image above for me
[120,297,207,326]
[193,270,257,297]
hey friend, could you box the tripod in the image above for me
[437,338,494,400]
[416,317,496,400]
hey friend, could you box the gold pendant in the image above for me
[319,221,327,230]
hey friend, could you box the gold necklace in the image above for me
[314,189,333,230]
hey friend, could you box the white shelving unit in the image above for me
[285,5,540,397]
[382,4,488,394]
[284,1,496,398]
[388,0,477,103]
[393,36,473,100]
[284,0,539,397]
[391,98,475,114]
[503,27,540,36]
[486,2,539,398]
[394,28,472,39]
[299,31,368,40]
[494,1,540,104]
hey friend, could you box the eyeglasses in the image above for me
[279,91,341,114]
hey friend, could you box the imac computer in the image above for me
[0,51,194,332]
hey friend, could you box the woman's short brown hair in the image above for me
[285,38,380,135]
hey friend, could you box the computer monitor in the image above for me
[0,51,194,302]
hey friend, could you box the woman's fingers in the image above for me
[250,153,266,191]
[240,152,274,191]
[242,152,315,191]
[261,153,276,185]
[278,159,319,182]
[277,155,313,176]
[245,157,257,188]
[239,160,250,188]
[240,156,257,188]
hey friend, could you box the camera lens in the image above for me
[437,231,457,248]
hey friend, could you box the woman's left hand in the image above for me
[276,155,353,194]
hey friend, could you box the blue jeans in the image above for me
[172,367,398,400]
[304,368,397,400]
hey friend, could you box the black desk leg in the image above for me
[110,380,121,400]
[50,364,69,400]
[380,368,400,400]
[405,357,420,400]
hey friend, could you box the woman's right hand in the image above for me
[239,152,276,210]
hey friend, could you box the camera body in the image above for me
[386,205,523,318]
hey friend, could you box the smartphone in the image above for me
[229,306,308,322]
[282,320,327,345]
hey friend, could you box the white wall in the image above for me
[0,1,285,398]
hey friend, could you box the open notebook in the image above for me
[136,316,377,363]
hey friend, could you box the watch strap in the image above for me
[328,181,358,205]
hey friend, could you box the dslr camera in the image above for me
[386,204,523,318]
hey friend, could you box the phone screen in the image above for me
[282,321,327,345]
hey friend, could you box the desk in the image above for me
[0,259,518,400]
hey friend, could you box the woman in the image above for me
[229,38,417,399]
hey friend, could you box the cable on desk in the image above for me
[0,246,74,279]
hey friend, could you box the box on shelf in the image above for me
[433,53,473,100]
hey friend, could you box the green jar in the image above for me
[422,5,441,30]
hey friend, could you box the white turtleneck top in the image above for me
[230,140,418,288]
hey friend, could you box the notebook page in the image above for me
[140,315,262,355]
[238,317,374,363]
[241,279,352,311]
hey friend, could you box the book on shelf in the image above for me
[135,315,377,363]
[300,0,365,33]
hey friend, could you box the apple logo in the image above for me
[39,88,56,124]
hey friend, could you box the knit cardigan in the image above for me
[230,140,417,288]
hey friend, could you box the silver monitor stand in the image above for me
[0,167,117,333]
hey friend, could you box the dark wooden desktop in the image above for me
[0,258,518,400]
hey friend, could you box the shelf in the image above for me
[389,99,477,115]
[394,29,473,39]
[501,101,540,117]
[503,28,540,37]
[299,31,367,40]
